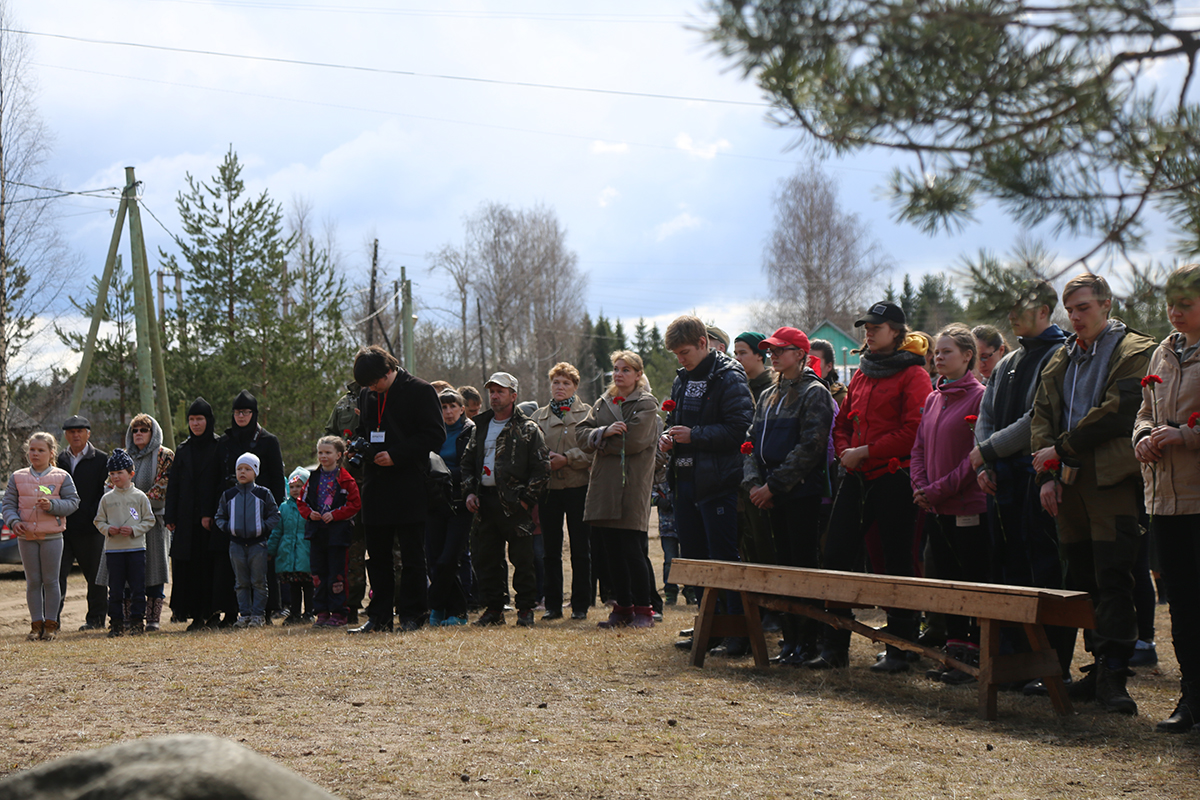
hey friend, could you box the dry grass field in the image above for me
[1,543,1198,799]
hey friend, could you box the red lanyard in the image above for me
[376,389,388,429]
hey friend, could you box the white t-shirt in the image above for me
[481,418,509,487]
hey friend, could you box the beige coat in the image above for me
[1133,332,1200,515]
[530,400,592,490]
[577,387,661,532]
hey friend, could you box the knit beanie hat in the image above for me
[288,466,310,486]
[236,452,261,476]
[735,331,768,358]
[107,449,135,473]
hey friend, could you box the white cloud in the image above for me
[598,187,619,208]
[674,133,732,159]
[654,212,702,242]
[590,141,629,155]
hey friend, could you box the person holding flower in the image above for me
[577,351,661,629]
[531,362,594,621]
[1133,263,1200,732]
[1031,272,1155,715]
[806,301,930,673]
[742,327,836,665]
[910,324,988,683]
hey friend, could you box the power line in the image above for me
[37,61,807,168]
[13,28,765,108]
[144,1,693,23]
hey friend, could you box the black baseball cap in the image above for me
[854,301,906,328]
[62,415,91,430]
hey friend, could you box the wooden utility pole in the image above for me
[70,167,174,449]
[366,238,378,345]
[401,266,415,372]
[477,296,487,385]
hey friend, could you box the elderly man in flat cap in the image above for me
[55,415,109,630]
[462,372,550,628]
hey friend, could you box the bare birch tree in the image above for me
[0,8,75,476]
[751,163,891,334]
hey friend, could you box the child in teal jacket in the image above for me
[269,466,311,624]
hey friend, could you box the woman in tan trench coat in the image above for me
[578,350,661,629]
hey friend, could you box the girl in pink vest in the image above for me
[2,432,80,640]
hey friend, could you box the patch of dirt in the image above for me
[0,541,1196,799]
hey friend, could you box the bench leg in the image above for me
[1024,623,1074,716]
[741,591,769,668]
[977,618,1000,720]
[690,587,720,668]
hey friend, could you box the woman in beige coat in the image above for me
[531,362,594,620]
[1133,263,1200,733]
[578,350,661,628]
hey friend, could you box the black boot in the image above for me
[871,614,916,673]
[771,616,799,664]
[1157,683,1197,733]
[1068,663,1098,702]
[804,627,850,670]
[1095,663,1138,716]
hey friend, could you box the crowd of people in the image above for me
[4,266,1198,734]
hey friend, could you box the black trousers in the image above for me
[927,513,990,642]
[311,530,349,617]
[426,506,472,618]
[57,528,107,626]
[541,486,591,613]
[824,470,918,627]
[1153,514,1200,684]
[365,521,427,624]
[596,527,651,608]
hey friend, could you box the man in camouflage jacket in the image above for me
[462,372,550,627]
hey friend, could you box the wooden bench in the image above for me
[667,559,1096,720]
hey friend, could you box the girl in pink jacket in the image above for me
[910,324,988,684]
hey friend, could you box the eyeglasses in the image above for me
[131,427,150,433]
[233,409,253,416]
[767,346,799,356]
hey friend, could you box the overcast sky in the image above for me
[12,0,1184,374]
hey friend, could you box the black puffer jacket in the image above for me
[744,369,835,499]
[664,350,755,496]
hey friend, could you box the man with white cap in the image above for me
[462,371,550,627]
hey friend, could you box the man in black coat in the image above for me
[56,415,109,630]
[349,346,446,633]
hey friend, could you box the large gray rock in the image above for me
[0,735,339,800]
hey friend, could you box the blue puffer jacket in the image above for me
[664,350,755,496]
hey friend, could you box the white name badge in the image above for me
[370,431,386,444]
[956,514,980,527]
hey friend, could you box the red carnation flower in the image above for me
[1044,459,1061,472]
[887,457,901,474]
[482,466,491,476]
[964,415,978,424]
[661,399,676,412]
[740,441,754,455]
[614,396,626,404]
[849,411,861,421]
[1190,412,1200,429]
[342,429,352,437]
[1141,374,1163,387]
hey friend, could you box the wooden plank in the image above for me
[669,560,1094,627]
[689,587,720,668]
[1025,622,1073,716]
[978,618,1001,720]
[741,592,770,668]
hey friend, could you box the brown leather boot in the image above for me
[42,619,60,641]
[27,620,44,641]
[146,598,164,632]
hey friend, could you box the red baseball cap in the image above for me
[759,327,810,353]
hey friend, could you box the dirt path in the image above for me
[1,557,1197,799]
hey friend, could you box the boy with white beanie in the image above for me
[215,452,281,628]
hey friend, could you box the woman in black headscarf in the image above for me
[164,397,222,630]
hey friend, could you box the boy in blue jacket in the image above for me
[216,453,281,628]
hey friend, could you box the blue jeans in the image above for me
[107,550,146,624]
[229,541,269,619]
[673,481,742,615]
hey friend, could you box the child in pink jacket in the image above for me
[911,324,988,684]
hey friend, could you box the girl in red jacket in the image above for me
[298,436,362,628]
[806,302,930,673]
[911,324,988,683]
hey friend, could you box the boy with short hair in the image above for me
[215,453,281,628]
[93,449,156,638]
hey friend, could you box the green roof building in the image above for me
[809,319,860,380]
